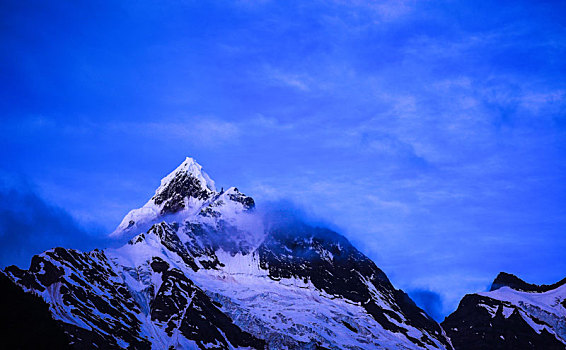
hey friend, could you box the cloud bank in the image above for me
[0,178,110,268]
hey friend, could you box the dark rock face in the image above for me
[490,272,566,293]
[0,272,72,350]
[443,272,566,350]
[184,220,258,257]
[182,223,224,269]
[143,222,200,271]
[152,172,212,214]
[151,268,265,349]
[198,188,255,220]
[4,254,65,292]
[258,223,451,349]
[6,248,152,349]
[228,188,255,210]
[150,256,170,273]
[442,294,565,350]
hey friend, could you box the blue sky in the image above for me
[1,0,565,318]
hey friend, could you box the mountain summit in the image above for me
[490,272,566,293]
[112,157,254,238]
[4,157,452,349]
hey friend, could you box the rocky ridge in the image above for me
[442,273,566,350]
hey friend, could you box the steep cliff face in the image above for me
[3,157,451,349]
[442,273,566,350]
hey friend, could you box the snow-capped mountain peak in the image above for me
[111,157,253,238]
[155,157,216,195]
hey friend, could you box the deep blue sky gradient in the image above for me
[1,0,565,317]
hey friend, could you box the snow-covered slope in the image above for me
[442,272,566,350]
[4,157,452,349]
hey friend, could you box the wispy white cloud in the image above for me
[244,114,298,131]
[331,0,415,22]
[110,118,242,147]
[520,90,565,112]
[262,66,312,91]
